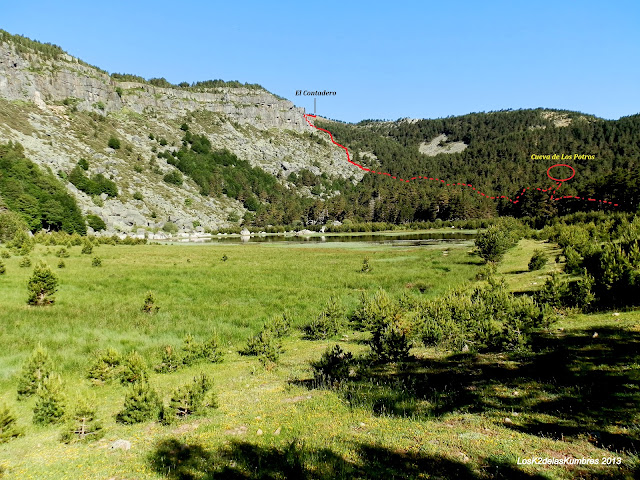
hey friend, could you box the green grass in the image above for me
[0,240,638,479]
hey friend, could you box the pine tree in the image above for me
[26,261,59,306]
[33,374,66,425]
[116,381,162,424]
[161,373,215,424]
[0,404,23,443]
[119,351,149,385]
[17,345,53,400]
[154,345,182,373]
[60,399,103,443]
[86,348,123,383]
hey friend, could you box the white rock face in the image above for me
[0,38,364,235]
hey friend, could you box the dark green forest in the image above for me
[308,109,640,225]
[0,142,86,234]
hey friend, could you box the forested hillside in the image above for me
[312,110,640,224]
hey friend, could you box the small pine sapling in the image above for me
[17,345,53,399]
[360,256,371,273]
[141,291,159,314]
[26,262,59,306]
[33,374,66,425]
[0,404,23,444]
[155,345,182,373]
[81,240,93,255]
[60,399,103,443]
[119,351,149,385]
[161,373,215,424]
[87,348,123,383]
[116,381,162,424]
[19,256,32,268]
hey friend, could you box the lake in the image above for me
[168,230,476,246]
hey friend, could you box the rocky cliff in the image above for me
[0,32,361,235]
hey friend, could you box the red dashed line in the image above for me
[304,114,620,207]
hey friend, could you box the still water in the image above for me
[172,231,476,246]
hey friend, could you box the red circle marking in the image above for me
[547,164,575,182]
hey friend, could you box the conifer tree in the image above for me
[116,381,162,424]
[17,344,53,400]
[119,351,149,385]
[60,399,103,443]
[161,373,215,424]
[86,348,123,383]
[26,261,59,306]
[0,404,23,443]
[33,374,66,425]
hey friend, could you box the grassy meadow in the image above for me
[0,237,638,479]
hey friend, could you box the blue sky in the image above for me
[2,0,638,122]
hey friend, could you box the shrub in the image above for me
[0,404,23,444]
[181,334,202,367]
[369,323,412,362]
[422,281,548,353]
[241,328,282,366]
[27,261,58,306]
[56,247,70,258]
[91,256,102,267]
[161,374,215,424]
[108,136,121,149]
[360,257,371,273]
[86,214,106,231]
[199,336,224,363]
[0,211,28,243]
[0,261,4,275]
[77,158,89,170]
[162,222,179,234]
[534,273,569,309]
[310,345,354,386]
[19,256,31,268]
[33,374,66,425]
[133,192,143,201]
[302,297,344,339]
[268,312,291,338]
[163,170,183,186]
[120,351,148,385]
[141,291,159,314]
[221,254,228,262]
[116,381,162,424]
[155,345,182,373]
[81,240,93,255]
[9,230,33,256]
[528,249,547,271]
[57,260,65,269]
[474,225,518,263]
[569,272,595,311]
[87,348,123,383]
[60,399,103,443]
[351,289,400,331]
[475,262,497,281]
[17,345,53,399]
[0,250,10,259]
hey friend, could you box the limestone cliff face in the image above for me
[0,43,306,131]
[0,38,361,235]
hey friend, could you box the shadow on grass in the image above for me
[148,438,555,479]
[296,326,640,454]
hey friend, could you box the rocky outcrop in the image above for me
[0,36,364,235]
